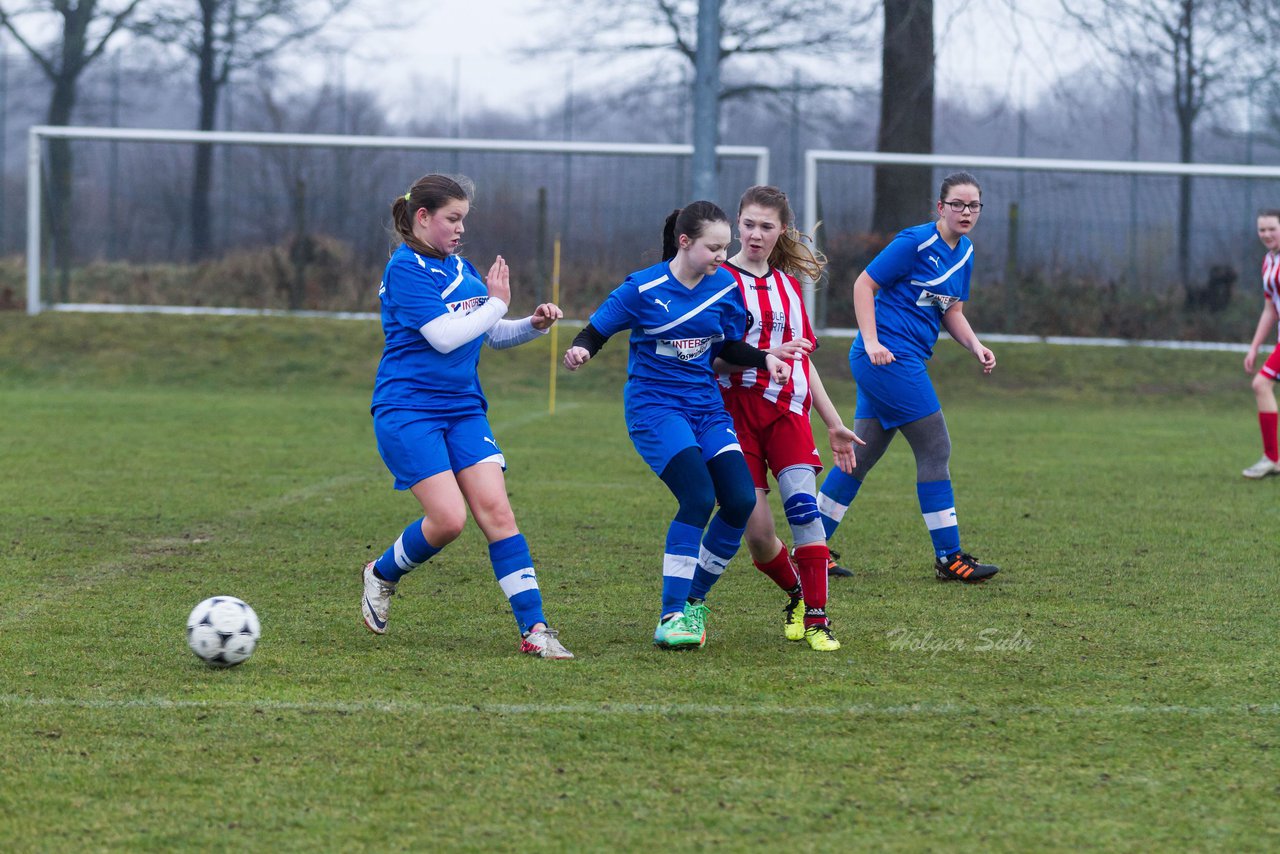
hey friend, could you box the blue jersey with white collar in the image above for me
[372,244,492,415]
[590,261,748,418]
[854,221,974,361]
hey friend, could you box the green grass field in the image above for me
[1,312,1277,851]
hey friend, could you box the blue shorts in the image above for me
[372,408,506,490]
[851,351,941,429]
[626,404,742,477]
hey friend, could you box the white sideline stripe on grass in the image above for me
[3,695,1276,717]
[821,328,1250,353]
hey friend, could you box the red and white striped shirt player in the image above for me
[1241,209,1280,479]
[714,185,862,652]
[719,264,816,415]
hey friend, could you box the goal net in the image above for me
[24,126,769,318]
[803,150,1280,342]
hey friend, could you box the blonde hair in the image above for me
[737,185,826,281]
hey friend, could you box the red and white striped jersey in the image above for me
[718,261,816,415]
[1264,251,1280,335]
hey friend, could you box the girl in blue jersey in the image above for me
[362,173,574,659]
[817,172,1001,583]
[564,201,794,649]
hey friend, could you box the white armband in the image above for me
[486,317,548,350]
[418,298,508,353]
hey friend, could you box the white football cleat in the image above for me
[520,627,575,659]
[361,562,396,634]
[1242,456,1280,479]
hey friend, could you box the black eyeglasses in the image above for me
[944,200,983,213]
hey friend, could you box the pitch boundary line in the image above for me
[3,695,1276,717]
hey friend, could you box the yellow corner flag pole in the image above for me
[549,237,561,415]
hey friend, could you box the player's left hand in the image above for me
[530,303,563,330]
[828,424,864,474]
[764,354,791,385]
[976,346,996,374]
[768,338,814,361]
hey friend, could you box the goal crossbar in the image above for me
[26,125,770,315]
[802,149,1280,321]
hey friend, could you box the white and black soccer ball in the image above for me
[186,596,261,667]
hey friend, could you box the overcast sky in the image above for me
[319,0,1091,124]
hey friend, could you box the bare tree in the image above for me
[540,0,877,202]
[135,0,354,260]
[0,0,146,297]
[1063,0,1272,282]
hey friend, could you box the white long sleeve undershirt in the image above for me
[485,316,549,350]
[418,298,508,353]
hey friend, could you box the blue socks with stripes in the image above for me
[372,518,442,584]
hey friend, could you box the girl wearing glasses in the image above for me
[817,171,1001,582]
[1240,209,1280,479]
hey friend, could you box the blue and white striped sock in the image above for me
[490,534,546,634]
[818,467,862,540]
[373,518,442,583]
[917,480,961,558]
[688,514,744,601]
[661,521,701,617]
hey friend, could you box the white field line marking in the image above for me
[2,695,1276,717]
[819,329,1251,353]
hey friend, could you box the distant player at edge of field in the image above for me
[716,185,862,651]
[817,171,1001,583]
[1241,208,1280,479]
[563,201,798,650]
[361,172,574,659]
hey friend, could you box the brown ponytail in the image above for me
[662,200,730,261]
[391,173,472,258]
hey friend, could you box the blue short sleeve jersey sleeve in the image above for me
[371,245,493,415]
[590,262,747,416]
[857,222,974,361]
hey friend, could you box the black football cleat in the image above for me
[935,551,999,583]
[827,549,854,578]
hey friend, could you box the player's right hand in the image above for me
[866,342,895,366]
[563,346,591,371]
[1245,348,1258,373]
[485,255,512,305]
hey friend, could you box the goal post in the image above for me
[25,125,770,316]
[802,149,1280,334]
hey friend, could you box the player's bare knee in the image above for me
[426,512,467,545]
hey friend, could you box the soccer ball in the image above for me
[186,596,261,667]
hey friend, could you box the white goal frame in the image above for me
[25,125,770,316]
[801,149,1280,325]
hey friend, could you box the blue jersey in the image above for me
[372,245,493,416]
[590,261,748,420]
[853,222,974,361]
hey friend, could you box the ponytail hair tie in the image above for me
[403,191,412,202]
